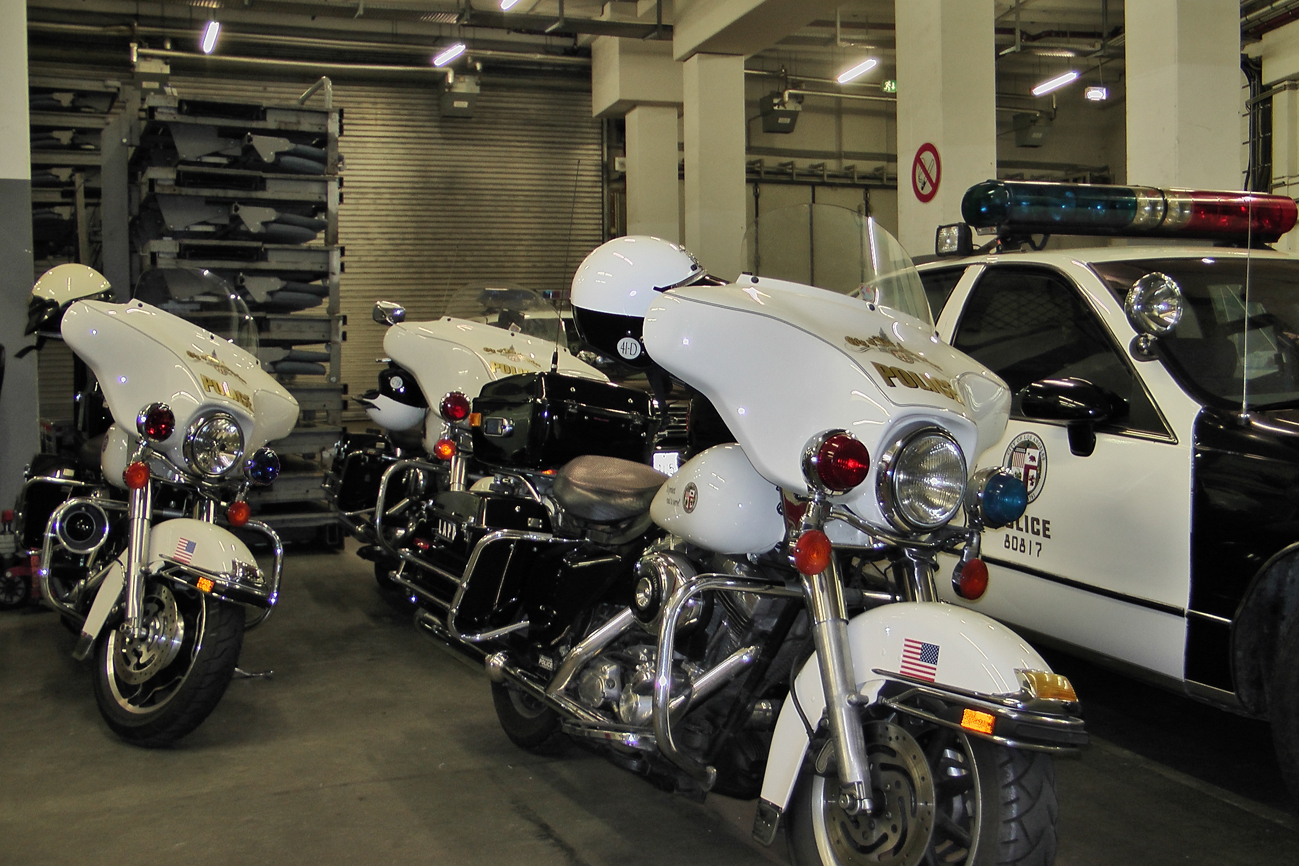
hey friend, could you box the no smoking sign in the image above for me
[911,143,941,203]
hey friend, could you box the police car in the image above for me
[921,180,1299,799]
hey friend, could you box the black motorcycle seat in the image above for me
[553,455,667,523]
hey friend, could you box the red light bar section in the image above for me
[1172,190,1298,239]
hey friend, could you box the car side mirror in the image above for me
[1020,377,1126,457]
[373,301,406,326]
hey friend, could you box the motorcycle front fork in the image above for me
[805,545,940,815]
[121,481,154,640]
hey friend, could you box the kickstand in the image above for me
[233,667,274,680]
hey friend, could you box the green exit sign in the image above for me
[882,79,897,94]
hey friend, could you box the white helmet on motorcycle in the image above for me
[571,235,712,368]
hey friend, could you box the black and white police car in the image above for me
[921,180,1299,799]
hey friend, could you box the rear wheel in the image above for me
[787,718,1057,866]
[491,681,563,751]
[92,581,244,747]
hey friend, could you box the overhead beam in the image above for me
[672,0,843,60]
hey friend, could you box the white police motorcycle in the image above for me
[16,264,296,746]
[403,207,1085,866]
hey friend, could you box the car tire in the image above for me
[1270,615,1299,804]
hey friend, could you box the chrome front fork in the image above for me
[121,481,153,639]
[804,555,874,815]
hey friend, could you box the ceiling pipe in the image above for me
[30,20,590,68]
[134,46,455,79]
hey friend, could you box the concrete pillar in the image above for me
[682,53,746,279]
[895,0,997,256]
[626,105,681,241]
[1126,0,1241,190]
[1,0,37,509]
[1262,21,1299,254]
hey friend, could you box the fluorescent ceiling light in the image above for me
[1085,85,1108,102]
[837,58,878,85]
[500,0,521,8]
[1032,70,1079,97]
[1031,48,1077,57]
[433,43,466,67]
[200,21,220,55]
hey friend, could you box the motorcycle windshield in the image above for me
[741,204,933,328]
[132,268,259,354]
[442,283,564,349]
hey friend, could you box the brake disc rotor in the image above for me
[113,584,186,685]
[816,720,937,866]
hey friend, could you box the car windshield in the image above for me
[442,283,563,347]
[1092,257,1299,411]
[132,268,258,354]
[741,203,932,327]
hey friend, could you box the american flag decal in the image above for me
[901,638,940,682]
[174,538,197,565]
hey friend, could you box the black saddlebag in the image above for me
[470,372,654,470]
[329,434,399,514]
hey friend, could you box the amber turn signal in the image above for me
[792,529,832,576]
[196,576,215,593]
[433,438,457,460]
[123,461,151,490]
[1018,670,1078,702]
[227,500,251,527]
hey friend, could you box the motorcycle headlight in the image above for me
[877,427,967,532]
[184,412,245,478]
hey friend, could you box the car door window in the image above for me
[951,266,1165,435]
[919,267,966,320]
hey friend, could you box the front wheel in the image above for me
[92,581,245,747]
[787,719,1058,866]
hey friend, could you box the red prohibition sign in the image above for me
[911,143,941,203]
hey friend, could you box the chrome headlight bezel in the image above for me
[876,426,967,532]
[183,411,246,478]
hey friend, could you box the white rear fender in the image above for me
[758,602,1051,816]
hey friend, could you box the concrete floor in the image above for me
[2,541,1296,866]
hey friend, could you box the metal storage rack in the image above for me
[126,83,347,540]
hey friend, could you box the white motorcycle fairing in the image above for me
[383,318,607,451]
[78,518,264,645]
[757,602,1051,816]
[650,444,785,555]
[61,300,298,474]
[643,279,1011,528]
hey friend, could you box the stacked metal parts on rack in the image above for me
[29,76,119,275]
[128,80,346,542]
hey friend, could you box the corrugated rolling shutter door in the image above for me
[30,62,604,423]
[164,73,604,420]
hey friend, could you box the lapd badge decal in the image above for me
[1004,433,1047,503]
[682,483,698,513]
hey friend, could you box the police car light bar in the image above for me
[960,180,1298,244]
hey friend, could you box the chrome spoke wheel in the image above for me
[809,721,939,866]
[103,582,203,714]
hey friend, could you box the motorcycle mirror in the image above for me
[373,301,406,326]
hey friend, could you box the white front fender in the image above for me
[758,602,1050,815]
[79,519,263,647]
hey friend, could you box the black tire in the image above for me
[1269,616,1299,804]
[787,719,1057,866]
[491,681,563,751]
[91,581,245,747]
